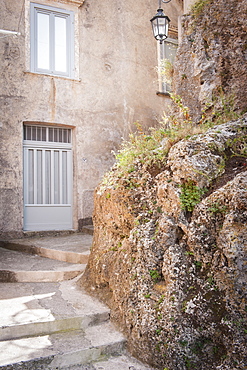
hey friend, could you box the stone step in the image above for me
[0,280,110,341]
[0,247,85,282]
[0,322,126,369]
[81,226,94,236]
[0,233,92,264]
[85,354,156,370]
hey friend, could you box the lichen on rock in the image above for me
[173,0,247,123]
[80,115,247,370]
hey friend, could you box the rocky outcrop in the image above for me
[80,116,247,369]
[173,0,247,122]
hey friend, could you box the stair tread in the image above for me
[0,322,125,367]
[0,233,92,254]
[0,280,109,331]
[91,354,156,370]
[0,247,85,271]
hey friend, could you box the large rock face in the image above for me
[80,116,247,369]
[173,0,247,122]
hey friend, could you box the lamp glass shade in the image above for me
[150,9,170,43]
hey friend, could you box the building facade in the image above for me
[0,0,183,238]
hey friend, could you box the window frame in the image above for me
[30,2,75,78]
[157,37,178,94]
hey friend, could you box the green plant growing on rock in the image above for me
[201,88,240,127]
[208,201,228,215]
[149,269,161,283]
[190,0,213,18]
[101,89,244,192]
[194,260,202,270]
[211,90,239,125]
[160,94,211,140]
[115,121,168,174]
[108,95,210,181]
[179,179,206,212]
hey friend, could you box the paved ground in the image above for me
[0,232,156,369]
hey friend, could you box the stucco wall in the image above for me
[0,0,182,237]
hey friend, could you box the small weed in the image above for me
[213,346,219,354]
[180,179,206,212]
[190,0,213,18]
[105,193,111,199]
[149,269,161,283]
[208,201,228,215]
[185,251,194,256]
[131,273,137,280]
[155,344,161,352]
[156,206,162,213]
[144,293,151,298]
[194,261,202,269]
[184,356,192,369]
[182,301,188,312]
[156,328,162,335]
[157,295,165,305]
[207,275,215,287]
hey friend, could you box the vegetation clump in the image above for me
[101,90,244,199]
[190,0,214,18]
[180,180,207,212]
[104,95,213,185]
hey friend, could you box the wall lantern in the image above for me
[150,0,171,44]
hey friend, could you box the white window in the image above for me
[24,125,72,144]
[157,38,178,94]
[30,3,74,78]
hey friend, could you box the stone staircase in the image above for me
[0,233,154,370]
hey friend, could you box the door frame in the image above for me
[23,125,73,231]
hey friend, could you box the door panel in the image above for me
[23,146,72,231]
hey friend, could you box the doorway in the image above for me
[23,125,73,231]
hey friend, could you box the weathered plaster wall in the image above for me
[183,0,196,13]
[0,0,182,237]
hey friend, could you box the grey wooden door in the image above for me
[23,125,73,231]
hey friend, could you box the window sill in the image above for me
[57,0,85,6]
[24,71,81,82]
[156,91,171,97]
